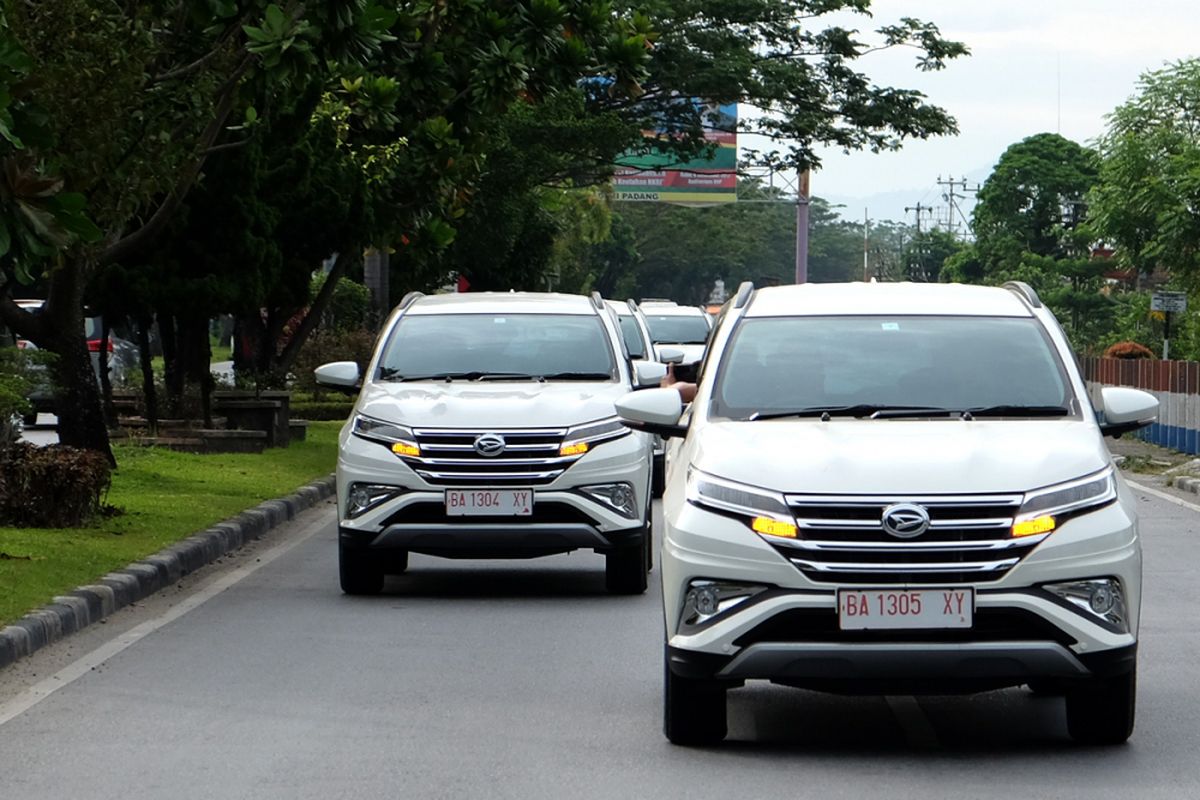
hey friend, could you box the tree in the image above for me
[948,132,1109,348]
[903,228,962,282]
[0,2,651,459]
[1091,59,1200,287]
[604,0,967,173]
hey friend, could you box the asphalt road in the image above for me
[0,484,1198,799]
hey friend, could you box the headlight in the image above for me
[686,469,797,539]
[1012,467,1117,538]
[560,416,630,456]
[351,414,420,457]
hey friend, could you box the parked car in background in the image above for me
[607,299,667,497]
[3,299,134,423]
[317,290,666,596]
[617,280,1158,746]
[641,303,712,365]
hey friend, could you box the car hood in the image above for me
[693,419,1110,495]
[357,380,625,428]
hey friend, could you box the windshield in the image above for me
[377,313,616,381]
[645,314,710,345]
[711,316,1074,420]
[617,315,647,359]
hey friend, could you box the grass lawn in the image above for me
[0,421,342,627]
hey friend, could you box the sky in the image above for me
[765,1,1200,224]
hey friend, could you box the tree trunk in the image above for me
[43,266,116,465]
[275,252,352,376]
[98,315,115,427]
[137,315,159,435]
[159,310,182,414]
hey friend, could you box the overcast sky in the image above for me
[779,0,1200,223]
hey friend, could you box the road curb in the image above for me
[0,475,336,671]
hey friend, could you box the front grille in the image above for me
[404,427,577,487]
[775,493,1038,584]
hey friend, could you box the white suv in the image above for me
[317,291,664,596]
[640,303,712,364]
[616,281,1159,746]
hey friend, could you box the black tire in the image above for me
[1026,679,1065,696]
[1065,669,1136,745]
[339,542,385,595]
[606,539,648,594]
[664,657,727,745]
[644,512,654,573]
[388,550,410,575]
[651,453,666,499]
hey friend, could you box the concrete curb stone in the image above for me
[0,474,335,671]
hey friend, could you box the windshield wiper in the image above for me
[382,371,542,382]
[538,371,614,381]
[960,405,1071,418]
[748,405,955,421]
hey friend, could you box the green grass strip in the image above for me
[0,420,342,627]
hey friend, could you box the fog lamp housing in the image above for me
[346,483,404,519]
[1043,578,1129,632]
[680,580,768,632]
[578,483,638,518]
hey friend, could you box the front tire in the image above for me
[339,541,385,595]
[651,452,666,498]
[1065,669,1136,745]
[605,538,648,595]
[664,656,727,745]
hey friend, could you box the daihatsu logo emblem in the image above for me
[881,503,930,538]
[473,433,506,457]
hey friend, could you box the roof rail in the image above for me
[1002,281,1042,309]
[625,298,640,313]
[733,281,754,309]
[398,291,424,310]
[590,290,604,310]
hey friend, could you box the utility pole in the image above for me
[905,202,933,281]
[794,169,810,284]
[862,209,870,281]
[936,175,978,239]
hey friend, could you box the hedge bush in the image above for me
[0,443,112,527]
[291,400,354,421]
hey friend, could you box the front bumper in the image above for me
[336,424,652,557]
[661,495,1142,691]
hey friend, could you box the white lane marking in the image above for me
[1125,478,1200,513]
[0,509,331,728]
[886,695,939,748]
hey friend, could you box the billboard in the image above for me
[613,101,737,206]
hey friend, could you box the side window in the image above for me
[695,301,732,385]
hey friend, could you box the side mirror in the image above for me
[1099,386,1158,438]
[315,361,361,395]
[658,346,685,365]
[632,359,668,389]
[615,388,687,439]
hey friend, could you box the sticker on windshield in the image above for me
[882,322,900,331]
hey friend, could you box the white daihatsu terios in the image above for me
[317,291,664,596]
[616,281,1158,746]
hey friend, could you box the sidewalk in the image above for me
[1109,434,1200,499]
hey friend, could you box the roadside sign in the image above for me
[1152,291,1187,313]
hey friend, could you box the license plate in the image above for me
[445,488,533,516]
[837,588,973,630]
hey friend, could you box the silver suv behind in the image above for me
[317,291,665,595]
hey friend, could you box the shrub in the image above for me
[0,443,113,527]
[291,328,377,397]
[1103,341,1155,360]
[290,400,354,421]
